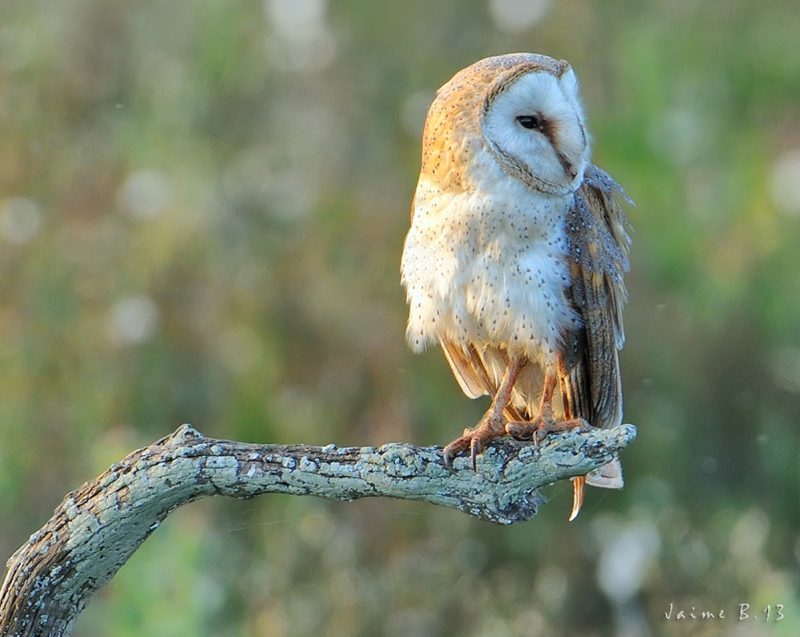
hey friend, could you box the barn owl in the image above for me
[401,53,632,520]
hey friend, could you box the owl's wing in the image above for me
[561,164,632,486]
[440,340,490,399]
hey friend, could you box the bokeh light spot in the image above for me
[117,170,173,219]
[489,0,552,33]
[0,197,42,244]
[769,149,800,216]
[106,295,161,346]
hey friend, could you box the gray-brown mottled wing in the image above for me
[561,164,632,487]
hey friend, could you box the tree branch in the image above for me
[0,423,636,637]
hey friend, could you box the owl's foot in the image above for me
[443,355,528,470]
[442,413,506,470]
[505,409,590,445]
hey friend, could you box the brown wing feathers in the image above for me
[562,164,631,431]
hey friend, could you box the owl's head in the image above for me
[420,53,590,196]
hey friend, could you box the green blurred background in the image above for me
[1,1,798,635]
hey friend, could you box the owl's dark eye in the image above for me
[516,114,544,130]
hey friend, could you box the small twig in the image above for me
[0,423,636,637]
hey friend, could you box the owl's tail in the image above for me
[561,346,625,520]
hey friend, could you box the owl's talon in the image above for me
[442,414,505,470]
[470,437,481,471]
[442,439,467,468]
[505,421,531,440]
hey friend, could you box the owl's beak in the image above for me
[556,151,578,181]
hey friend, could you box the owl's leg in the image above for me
[505,368,590,443]
[442,355,526,470]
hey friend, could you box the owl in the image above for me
[400,53,632,520]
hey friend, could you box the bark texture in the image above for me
[0,423,636,637]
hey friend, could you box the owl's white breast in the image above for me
[401,157,578,365]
